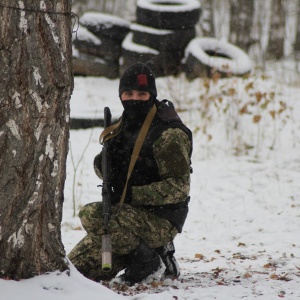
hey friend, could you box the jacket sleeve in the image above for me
[131,127,191,206]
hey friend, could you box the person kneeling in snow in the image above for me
[68,62,193,286]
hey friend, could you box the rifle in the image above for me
[101,107,112,272]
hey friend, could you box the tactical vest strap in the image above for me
[117,103,157,213]
[99,119,123,145]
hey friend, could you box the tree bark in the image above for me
[283,0,300,57]
[198,0,215,37]
[230,0,254,52]
[295,0,300,52]
[248,0,273,64]
[212,0,231,40]
[0,0,73,279]
[266,0,284,60]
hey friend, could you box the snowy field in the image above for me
[1,61,300,299]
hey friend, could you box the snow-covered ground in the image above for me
[1,62,300,299]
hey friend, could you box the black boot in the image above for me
[156,241,180,279]
[117,240,166,286]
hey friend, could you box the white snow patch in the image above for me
[32,68,44,87]
[51,160,59,177]
[122,32,159,55]
[12,91,22,109]
[184,37,252,74]
[48,223,55,231]
[80,12,130,28]
[27,192,38,206]
[74,25,102,45]
[8,227,25,249]
[42,1,65,61]
[45,135,54,160]
[18,1,28,34]
[30,89,43,112]
[12,150,17,157]
[35,122,45,141]
[0,263,124,300]
[130,23,173,35]
[6,119,21,140]
[44,14,58,41]
[40,0,46,10]
[137,0,200,12]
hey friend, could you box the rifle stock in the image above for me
[101,107,112,272]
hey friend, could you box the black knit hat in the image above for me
[119,62,157,97]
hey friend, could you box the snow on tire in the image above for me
[80,12,130,42]
[136,0,201,30]
[73,25,122,62]
[120,33,182,77]
[131,23,195,52]
[183,37,252,79]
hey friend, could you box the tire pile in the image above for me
[73,0,201,78]
[121,0,201,77]
[73,0,252,80]
[73,12,130,79]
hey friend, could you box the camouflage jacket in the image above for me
[95,99,192,231]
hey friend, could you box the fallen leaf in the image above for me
[270,273,279,279]
[195,253,205,260]
[244,272,252,278]
[253,115,261,123]
[245,82,254,92]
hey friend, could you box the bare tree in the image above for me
[0,0,73,279]
[296,1,300,52]
[283,0,300,57]
[267,0,285,60]
[230,0,254,52]
[212,0,231,40]
[198,0,215,37]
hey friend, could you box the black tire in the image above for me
[73,25,122,62]
[183,37,252,79]
[80,12,130,41]
[136,0,201,30]
[131,23,195,52]
[120,33,182,77]
[73,52,119,79]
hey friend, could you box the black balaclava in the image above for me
[119,63,157,120]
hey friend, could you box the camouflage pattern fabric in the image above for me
[132,127,191,206]
[69,124,191,281]
[94,127,191,206]
[68,202,177,281]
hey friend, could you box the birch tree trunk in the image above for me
[230,0,254,52]
[267,0,285,59]
[248,0,273,64]
[295,1,300,52]
[0,0,73,279]
[198,0,215,37]
[283,0,300,57]
[212,0,230,40]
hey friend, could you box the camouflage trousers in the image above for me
[68,202,177,281]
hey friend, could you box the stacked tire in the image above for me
[121,0,201,77]
[183,37,252,80]
[73,12,130,78]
